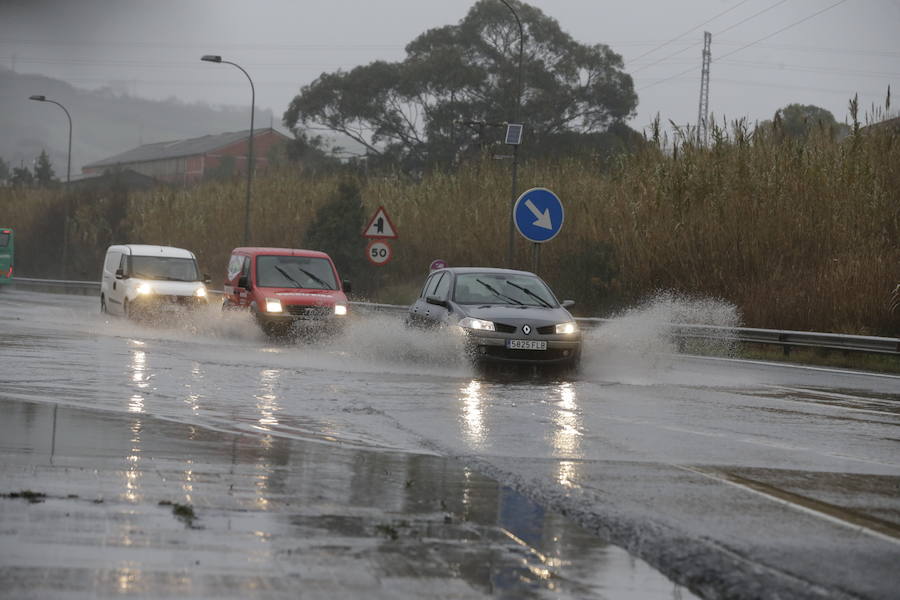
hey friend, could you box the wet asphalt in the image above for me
[1,288,899,599]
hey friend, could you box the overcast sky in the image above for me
[2,0,899,142]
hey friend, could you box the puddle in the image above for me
[0,397,696,599]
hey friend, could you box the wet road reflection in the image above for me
[0,397,695,599]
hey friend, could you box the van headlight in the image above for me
[459,317,495,331]
[555,321,578,334]
[194,287,207,298]
[265,298,283,313]
[136,283,152,295]
[334,304,348,316]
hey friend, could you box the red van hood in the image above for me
[265,288,346,306]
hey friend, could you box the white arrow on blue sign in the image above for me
[513,187,564,243]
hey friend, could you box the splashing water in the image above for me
[580,291,742,383]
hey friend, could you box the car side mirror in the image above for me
[562,299,575,308]
[203,273,212,285]
[426,294,448,308]
[342,279,352,294]
[115,268,126,279]
[238,275,249,289]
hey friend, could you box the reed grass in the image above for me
[2,122,897,335]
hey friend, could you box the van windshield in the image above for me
[129,256,200,281]
[256,255,337,290]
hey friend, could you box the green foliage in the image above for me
[284,0,637,173]
[11,165,34,187]
[301,180,367,289]
[33,150,57,187]
[284,130,343,173]
[759,103,849,140]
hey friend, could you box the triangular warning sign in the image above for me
[362,206,399,239]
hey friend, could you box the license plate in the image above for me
[506,339,547,350]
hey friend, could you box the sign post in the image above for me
[512,187,564,273]
[362,206,398,267]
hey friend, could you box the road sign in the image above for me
[366,240,393,266]
[429,259,447,271]
[513,188,564,243]
[362,206,398,239]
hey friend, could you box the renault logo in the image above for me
[522,324,532,335]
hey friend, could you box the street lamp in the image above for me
[29,94,72,278]
[499,0,524,269]
[202,54,255,246]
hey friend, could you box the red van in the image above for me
[223,247,351,336]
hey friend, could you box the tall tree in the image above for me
[284,0,637,172]
[33,149,57,186]
[762,104,848,140]
[0,157,9,184]
[11,164,34,187]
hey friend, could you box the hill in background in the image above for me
[0,67,280,176]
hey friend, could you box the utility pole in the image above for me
[697,31,711,146]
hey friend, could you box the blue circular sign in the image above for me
[513,188,564,243]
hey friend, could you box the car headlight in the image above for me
[555,321,578,334]
[459,317,495,331]
[334,304,348,316]
[194,287,207,298]
[265,298,283,313]
[136,283,152,295]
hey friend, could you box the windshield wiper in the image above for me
[506,281,553,308]
[295,267,333,290]
[274,264,305,288]
[475,279,522,305]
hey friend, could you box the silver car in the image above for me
[407,267,582,366]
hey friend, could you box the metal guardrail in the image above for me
[9,277,900,356]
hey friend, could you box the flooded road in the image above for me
[1,289,899,599]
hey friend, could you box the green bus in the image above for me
[0,228,13,285]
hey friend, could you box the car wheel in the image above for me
[100,295,107,314]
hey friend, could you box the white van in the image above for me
[100,245,209,318]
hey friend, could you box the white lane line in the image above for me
[676,465,900,548]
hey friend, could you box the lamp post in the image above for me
[499,0,524,269]
[202,55,255,246]
[29,94,71,278]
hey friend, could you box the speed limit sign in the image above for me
[365,239,393,266]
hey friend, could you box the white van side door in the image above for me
[108,253,128,313]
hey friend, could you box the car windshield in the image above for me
[256,255,337,290]
[129,256,200,281]
[454,273,557,307]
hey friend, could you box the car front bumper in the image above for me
[463,332,582,365]
[130,294,208,312]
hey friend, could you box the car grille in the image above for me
[537,325,556,335]
[286,305,331,319]
[156,295,201,306]
[493,322,517,333]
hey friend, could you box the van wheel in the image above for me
[100,295,107,314]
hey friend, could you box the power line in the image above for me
[638,0,851,92]
[716,0,850,62]
[630,0,791,75]
[712,0,791,37]
[626,0,751,65]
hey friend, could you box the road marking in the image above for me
[677,465,900,547]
